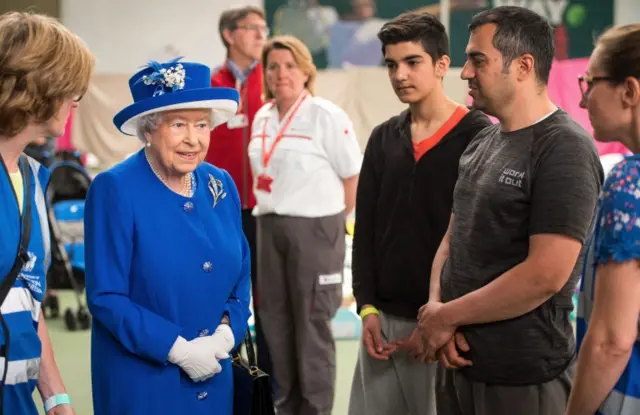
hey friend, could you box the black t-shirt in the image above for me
[441,110,604,385]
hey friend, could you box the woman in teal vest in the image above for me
[0,11,94,415]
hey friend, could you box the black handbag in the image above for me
[232,330,275,415]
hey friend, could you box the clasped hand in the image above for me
[168,324,235,382]
[361,302,473,369]
[415,301,472,368]
[416,301,456,362]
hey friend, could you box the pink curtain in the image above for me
[55,108,75,151]
[547,58,629,156]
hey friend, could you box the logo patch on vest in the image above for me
[19,252,43,295]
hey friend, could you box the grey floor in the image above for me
[36,291,360,415]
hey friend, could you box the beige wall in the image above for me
[0,0,58,17]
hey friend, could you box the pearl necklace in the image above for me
[144,149,193,197]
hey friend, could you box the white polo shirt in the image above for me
[248,91,362,218]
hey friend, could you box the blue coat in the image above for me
[84,150,251,414]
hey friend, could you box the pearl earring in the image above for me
[145,141,151,148]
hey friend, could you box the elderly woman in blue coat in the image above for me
[84,58,250,414]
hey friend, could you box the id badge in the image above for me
[227,114,249,129]
[256,174,274,193]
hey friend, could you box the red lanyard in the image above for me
[235,78,245,114]
[260,91,308,168]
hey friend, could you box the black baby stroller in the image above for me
[43,151,92,331]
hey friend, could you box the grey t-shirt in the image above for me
[441,109,604,385]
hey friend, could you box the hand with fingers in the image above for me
[417,301,457,362]
[438,332,472,369]
[167,324,235,383]
[393,328,434,363]
[167,336,223,382]
[361,312,396,360]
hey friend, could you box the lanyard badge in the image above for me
[256,91,308,194]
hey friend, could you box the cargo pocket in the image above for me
[313,215,345,255]
[310,272,343,320]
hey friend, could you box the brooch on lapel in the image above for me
[208,174,226,208]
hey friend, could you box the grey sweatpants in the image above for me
[348,311,437,415]
[436,361,575,415]
[257,213,345,415]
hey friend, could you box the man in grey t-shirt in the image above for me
[416,6,604,415]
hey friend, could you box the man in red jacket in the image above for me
[207,5,274,382]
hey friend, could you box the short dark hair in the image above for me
[377,11,449,63]
[218,6,265,49]
[469,6,555,84]
[595,23,640,82]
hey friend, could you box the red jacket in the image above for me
[206,63,263,209]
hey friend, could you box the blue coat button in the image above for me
[183,201,194,212]
[198,328,209,337]
[202,262,213,272]
[197,391,208,401]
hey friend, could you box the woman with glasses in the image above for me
[567,23,640,415]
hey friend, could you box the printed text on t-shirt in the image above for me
[499,168,525,188]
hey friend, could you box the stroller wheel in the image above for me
[64,308,77,331]
[44,294,60,319]
[77,308,91,330]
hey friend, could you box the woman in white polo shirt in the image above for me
[248,35,362,415]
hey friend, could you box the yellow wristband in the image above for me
[359,306,379,319]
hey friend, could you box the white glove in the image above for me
[167,336,222,382]
[189,324,235,360]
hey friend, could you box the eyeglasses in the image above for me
[235,24,270,37]
[578,75,614,99]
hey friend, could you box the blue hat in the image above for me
[113,57,239,136]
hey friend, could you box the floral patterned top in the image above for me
[594,156,640,263]
[577,154,640,415]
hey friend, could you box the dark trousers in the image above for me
[241,209,275,386]
[257,213,345,415]
[436,362,575,415]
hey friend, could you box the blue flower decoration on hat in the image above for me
[113,57,239,136]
